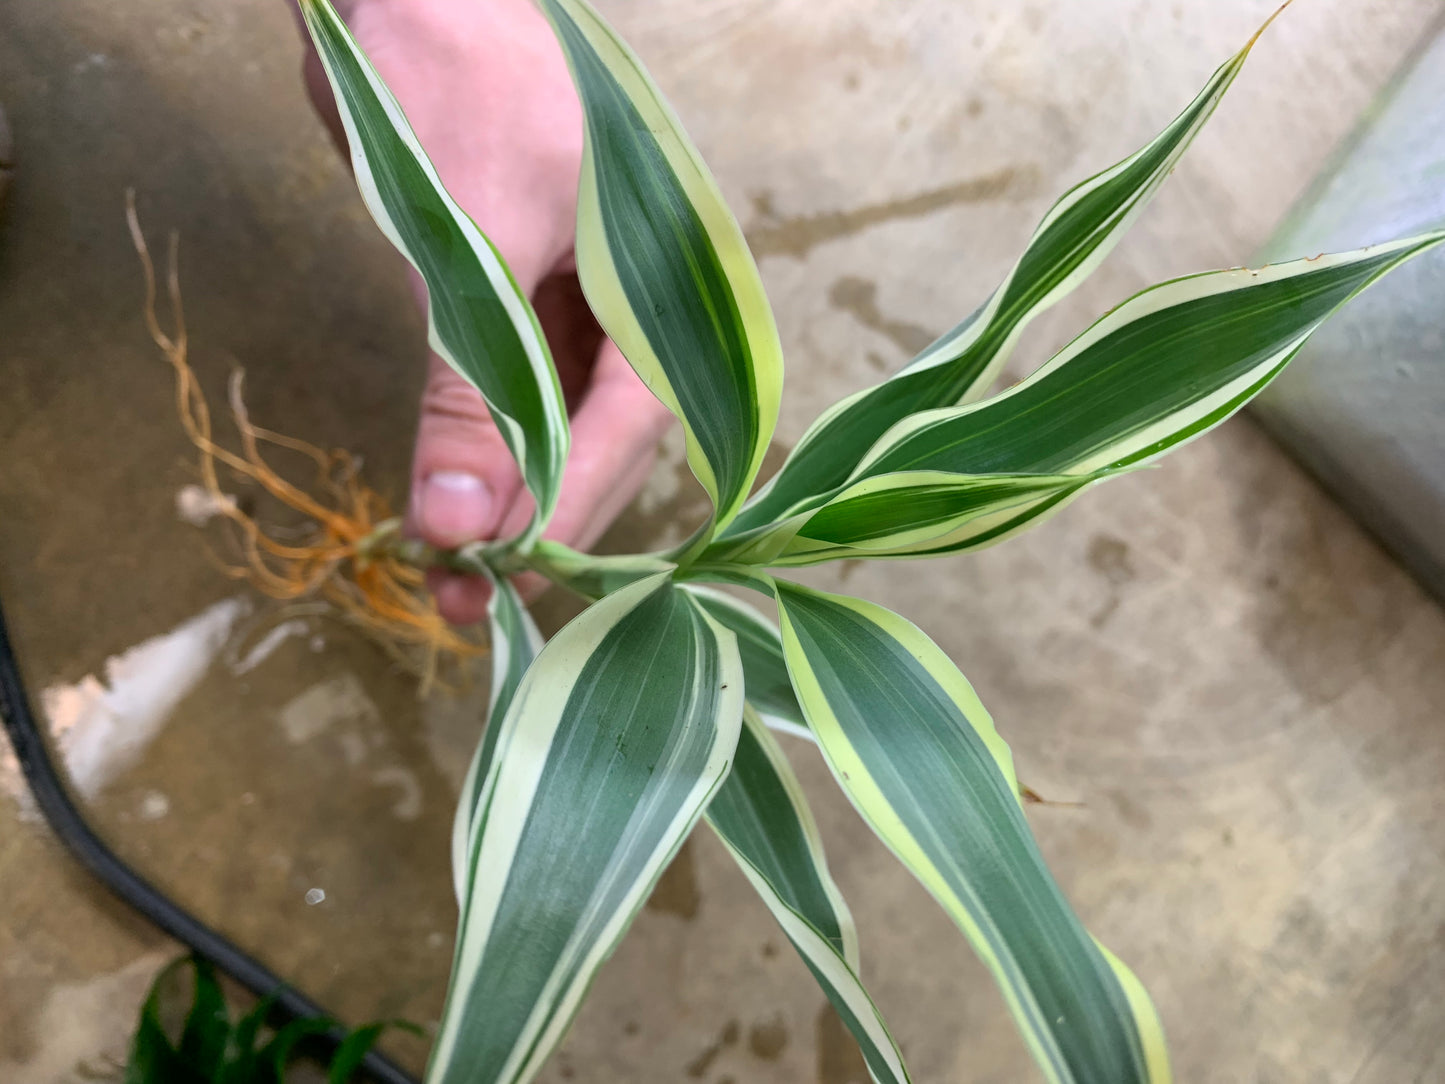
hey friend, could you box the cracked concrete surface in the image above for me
[3,1,1445,1081]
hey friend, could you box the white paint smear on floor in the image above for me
[1,597,248,818]
[0,950,172,1084]
[276,672,379,746]
[371,765,423,821]
[230,618,309,675]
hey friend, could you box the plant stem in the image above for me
[356,518,568,586]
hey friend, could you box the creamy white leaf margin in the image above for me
[704,708,910,1084]
[856,234,1445,479]
[731,19,1275,532]
[430,573,744,1084]
[683,584,812,741]
[536,0,784,533]
[450,568,544,905]
[774,582,1170,1083]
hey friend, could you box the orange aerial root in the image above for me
[127,193,484,686]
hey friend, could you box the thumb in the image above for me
[406,352,527,550]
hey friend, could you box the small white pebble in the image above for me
[138,790,170,821]
[240,792,256,806]
[175,483,237,526]
[427,931,445,949]
[310,635,326,653]
[305,888,326,906]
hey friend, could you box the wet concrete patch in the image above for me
[815,1004,870,1084]
[685,1018,739,1078]
[748,1014,789,1061]
[744,167,1029,260]
[646,838,702,921]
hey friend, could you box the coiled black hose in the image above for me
[0,594,419,1084]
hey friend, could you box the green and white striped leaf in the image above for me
[774,581,1169,1084]
[525,540,676,602]
[713,468,1121,567]
[727,23,1273,536]
[450,569,544,905]
[300,0,568,546]
[537,0,784,535]
[684,585,808,740]
[716,232,1444,567]
[431,573,744,1084]
[705,709,910,1084]
[851,234,1445,521]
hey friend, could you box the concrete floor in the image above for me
[2,1,1444,1081]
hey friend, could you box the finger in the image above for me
[427,567,493,628]
[408,353,527,550]
[409,354,530,626]
[427,431,658,619]
[568,422,663,555]
[424,341,671,617]
[497,340,674,590]
[557,341,677,544]
[530,271,602,410]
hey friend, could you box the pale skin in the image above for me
[298,0,674,624]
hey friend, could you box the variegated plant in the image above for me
[299,2,1444,1081]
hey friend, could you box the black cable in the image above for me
[0,593,419,1084]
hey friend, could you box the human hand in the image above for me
[300,0,674,624]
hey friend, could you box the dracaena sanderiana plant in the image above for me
[298,2,1444,1081]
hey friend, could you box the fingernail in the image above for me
[420,471,492,545]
